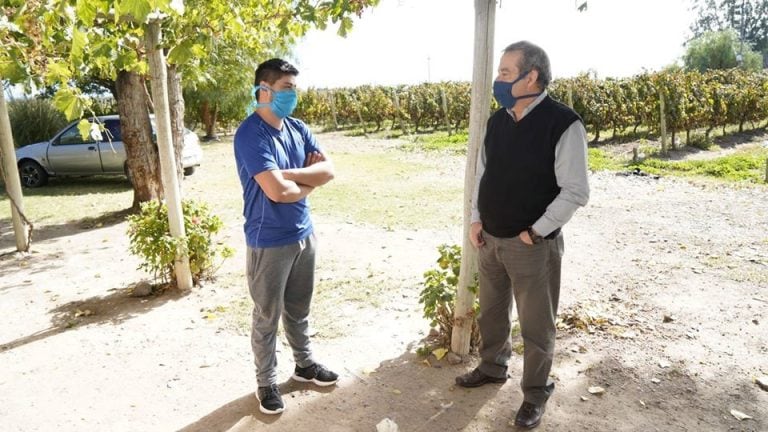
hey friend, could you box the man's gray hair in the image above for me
[503,41,552,89]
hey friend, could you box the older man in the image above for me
[455,41,590,429]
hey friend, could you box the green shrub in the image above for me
[8,98,68,147]
[127,199,234,286]
[419,244,480,351]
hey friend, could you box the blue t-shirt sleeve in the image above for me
[235,123,278,178]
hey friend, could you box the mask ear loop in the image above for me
[246,85,272,116]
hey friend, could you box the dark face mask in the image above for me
[492,70,542,109]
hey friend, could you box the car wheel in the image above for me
[19,160,49,188]
[183,166,196,176]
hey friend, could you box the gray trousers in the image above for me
[246,234,317,387]
[476,230,564,405]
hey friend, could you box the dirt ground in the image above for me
[1,132,767,432]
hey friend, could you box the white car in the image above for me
[15,114,203,188]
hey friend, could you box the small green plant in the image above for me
[587,148,622,171]
[687,133,713,150]
[419,244,480,351]
[127,199,234,286]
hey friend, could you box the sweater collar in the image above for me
[506,91,548,122]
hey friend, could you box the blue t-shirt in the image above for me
[234,114,321,248]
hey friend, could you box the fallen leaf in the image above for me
[730,409,752,421]
[432,348,448,361]
[658,360,671,368]
[580,396,589,401]
[422,359,432,367]
[756,376,768,391]
[587,386,605,395]
[74,309,94,318]
[651,378,661,384]
[392,389,401,395]
[639,400,646,407]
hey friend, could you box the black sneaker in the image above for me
[292,363,339,386]
[256,384,284,415]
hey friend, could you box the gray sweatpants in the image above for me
[246,234,317,388]
[476,230,564,405]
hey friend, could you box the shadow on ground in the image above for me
[177,347,503,432]
[0,286,187,352]
[176,332,768,432]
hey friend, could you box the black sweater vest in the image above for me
[478,96,581,238]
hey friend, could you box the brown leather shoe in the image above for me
[514,401,546,429]
[455,368,507,388]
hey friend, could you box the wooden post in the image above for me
[659,91,668,154]
[146,20,193,290]
[440,88,452,136]
[451,0,495,356]
[391,89,408,134]
[353,96,366,134]
[566,83,574,109]
[327,91,338,131]
[0,87,30,252]
[632,146,639,163]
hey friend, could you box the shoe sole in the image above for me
[259,404,285,415]
[254,392,285,415]
[455,378,507,388]
[291,374,339,387]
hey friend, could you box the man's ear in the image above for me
[527,69,539,89]
[257,81,271,102]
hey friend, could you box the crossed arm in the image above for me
[253,152,335,203]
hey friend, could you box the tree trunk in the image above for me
[116,70,163,210]
[201,100,219,140]
[167,64,185,183]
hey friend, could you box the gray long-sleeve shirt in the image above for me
[470,91,590,237]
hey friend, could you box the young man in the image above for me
[233,58,338,415]
[454,41,590,429]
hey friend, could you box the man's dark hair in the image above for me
[254,58,299,89]
[503,41,552,89]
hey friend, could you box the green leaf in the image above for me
[70,28,88,65]
[117,0,152,23]
[167,39,194,65]
[0,57,28,84]
[75,0,98,24]
[45,62,73,84]
[337,16,353,37]
[77,119,91,141]
[53,88,84,121]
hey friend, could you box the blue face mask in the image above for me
[493,70,542,109]
[246,85,298,118]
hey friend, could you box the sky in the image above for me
[292,0,695,88]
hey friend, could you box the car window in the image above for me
[103,120,122,142]
[56,123,98,146]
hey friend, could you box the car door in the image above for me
[46,122,102,174]
[98,119,127,173]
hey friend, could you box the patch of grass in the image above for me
[588,148,623,171]
[401,131,470,154]
[0,177,133,225]
[631,148,768,182]
[311,152,463,229]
